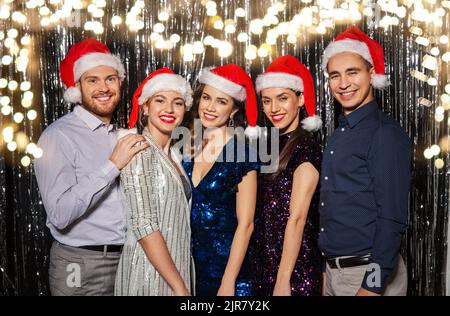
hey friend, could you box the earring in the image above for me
[228,116,235,128]
[143,112,148,117]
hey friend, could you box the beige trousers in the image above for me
[325,255,408,296]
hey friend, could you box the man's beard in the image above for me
[81,93,120,118]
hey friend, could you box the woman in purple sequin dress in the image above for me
[252,55,323,296]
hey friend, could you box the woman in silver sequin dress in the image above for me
[115,68,193,296]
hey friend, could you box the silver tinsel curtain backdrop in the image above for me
[0,0,449,296]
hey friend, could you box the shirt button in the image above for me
[321,252,325,256]
[341,128,345,132]
[321,202,325,206]
[321,228,324,232]
[330,151,334,155]
[324,176,328,181]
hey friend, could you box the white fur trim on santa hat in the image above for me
[301,115,322,132]
[255,72,304,94]
[371,74,390,89]
[117,127,137,140]
[199,68,246,101]
[74,52,126,82]
[244,125,261,139]
[322,39,373,73]
[138,73,193,110]
[63,86,82,104]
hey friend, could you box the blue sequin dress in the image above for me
[182,137,259,296]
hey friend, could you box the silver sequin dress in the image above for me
[115,131,192,296]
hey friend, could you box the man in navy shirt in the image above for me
[319,25,411,296]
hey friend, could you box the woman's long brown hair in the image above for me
[268,93,312,178]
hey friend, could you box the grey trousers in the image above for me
[49,241,121,296]
[325,255,408,296]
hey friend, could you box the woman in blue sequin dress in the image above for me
[252,55,323,296]
[182,65,260,296]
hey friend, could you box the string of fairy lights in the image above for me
[0,0,449,168]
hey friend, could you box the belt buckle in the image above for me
[334,257,342,270]
[328,256,348,269]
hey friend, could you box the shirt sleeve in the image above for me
[34,128,120,230]
[120,149,160,240]
[362,123,411,294]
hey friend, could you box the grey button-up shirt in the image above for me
[34,105,126,247]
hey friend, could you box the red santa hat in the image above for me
[60,38,126,104]
[255,55,322,132]
[198,64,260,138]
[322,25,390,89]
[128,68,193,129]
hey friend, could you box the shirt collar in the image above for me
[73,105,115,132]
[339,100,378,128]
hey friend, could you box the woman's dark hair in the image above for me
[268,90,313,178]
[136,105,148,135]
[182,84,246,158]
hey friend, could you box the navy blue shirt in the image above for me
[318,100,411,294]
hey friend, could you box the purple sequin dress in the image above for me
[252,132,322,296]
